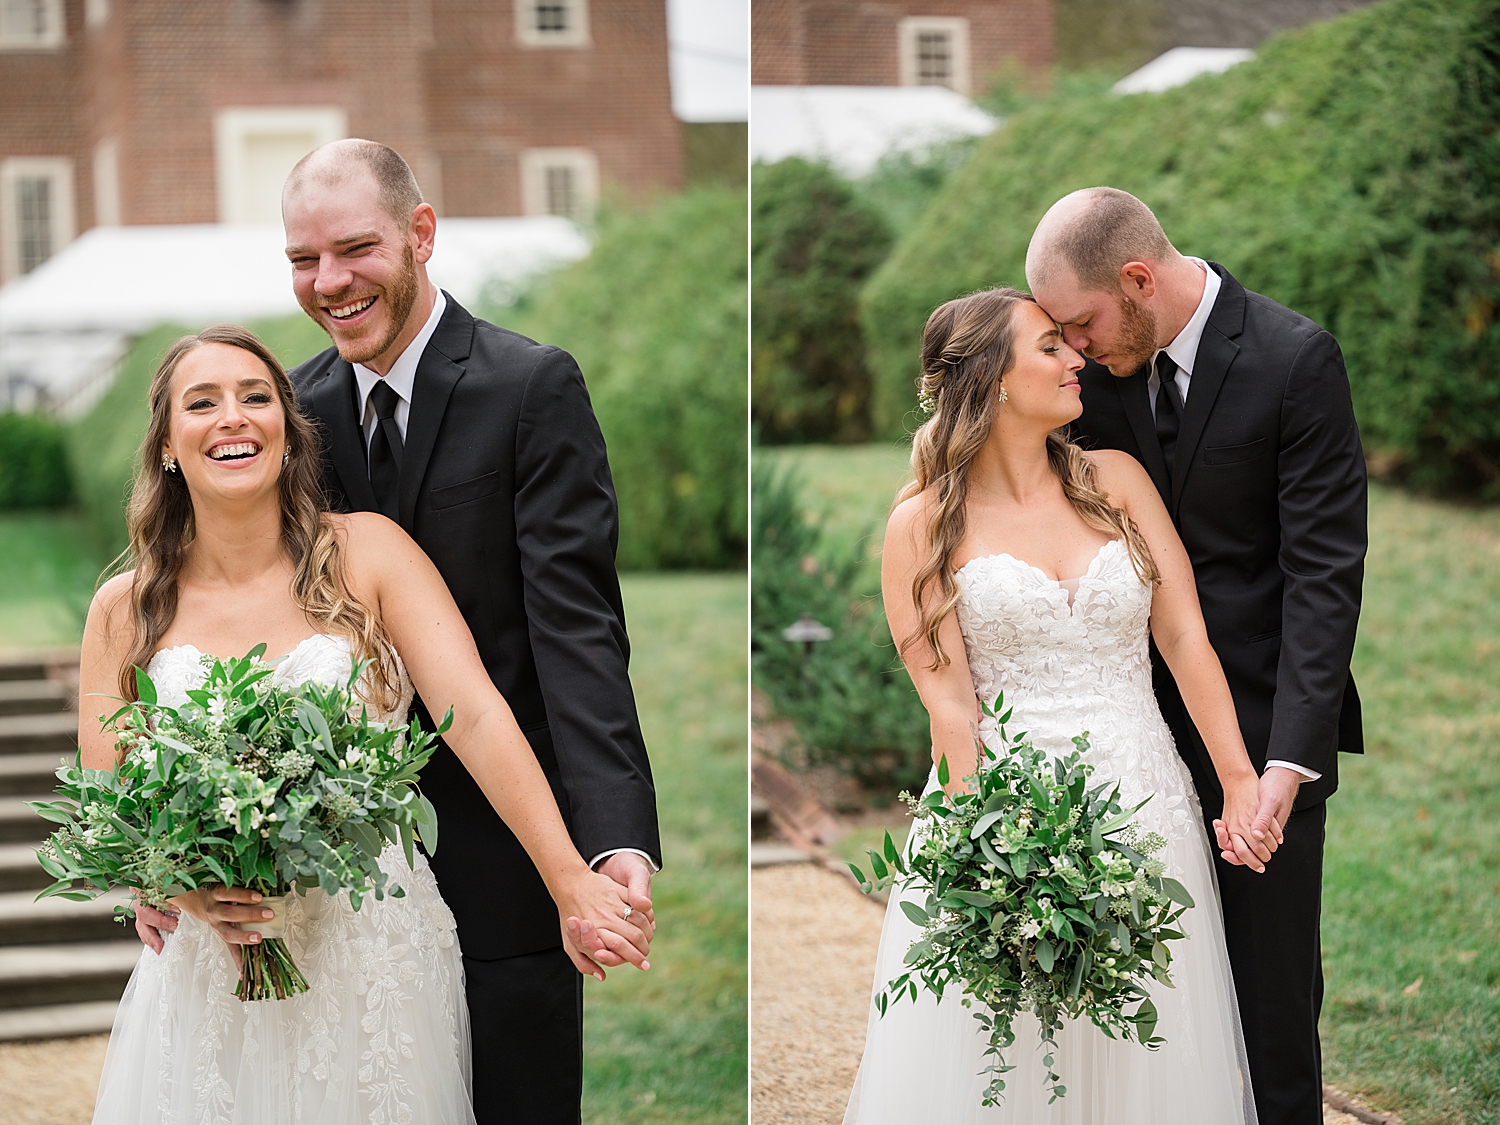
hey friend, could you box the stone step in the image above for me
[0,795,58,843]
[0,752,70,797]
[0,940,141,1010]
[0,843,53,893]
[0,999,119,1042]
[0,679,71,717]
[0,649,78,684]
[0,887,136,946]
[0,713,77,757]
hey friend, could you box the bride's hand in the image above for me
[1214,772,1276,872]
[554,869,652,979]
[168,885,276,950]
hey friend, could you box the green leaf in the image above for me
[936,754,950,787]
[1159,877,1195,908]
[882,830,898,864]
[1035,937,1056,973]
[898,900,929,927]
[1089,821,1104,854]
[399,820,415,870]
[846,863,873,893]
[978,836,1010,874]
[970,810,1007,839]
[1068,949,1087,1000]
[868,850,889,881]
[134,666,157,706]
[344,820,382,858]
[903,940,932,965]
[947,889,995,907]
[1152,941,1171,970]
[415,793,439,856]
[1132,997,1159,1041]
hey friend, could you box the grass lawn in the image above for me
[759,442,1499,1125]
[0,521,748,1123]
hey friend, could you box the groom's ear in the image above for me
[408,203,437,265]
[1119,261,1157,299]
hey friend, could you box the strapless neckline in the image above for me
[149,632,339,668]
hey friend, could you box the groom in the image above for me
[1027,188,1366,1125]
[282,140,661,1123]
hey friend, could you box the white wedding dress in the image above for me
[843,539,1257,1125]
[92,634,475,1125]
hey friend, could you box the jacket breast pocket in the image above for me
[1203,437,1268,467]
[429,470,503,510]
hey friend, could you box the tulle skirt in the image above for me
[843,758,1258,1125]
[92,846,474,1125]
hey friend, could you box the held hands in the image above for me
[558,854,655,982]
[1213,770,1280,873]
[1214,766,1298,872]
[133,886,277,953]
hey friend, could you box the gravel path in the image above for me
[750,861,1377,1125]
[0,1034,107,1124]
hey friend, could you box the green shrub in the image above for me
[752,158,892,445]
[0,412,72,509]
[500,187,748,570]
[751,460,930,794]
[67,316,339,559]
[862,0,1500,495]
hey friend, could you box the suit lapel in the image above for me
[1169,263,1247,517]
[313,360,379,513]
[396,294,476,530]
[1117,366,1171,503]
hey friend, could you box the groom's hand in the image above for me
[570,852,655,974]
[1214,767,1297,865]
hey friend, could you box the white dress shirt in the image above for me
[354,289,660,872]
[1147,260,1320,784]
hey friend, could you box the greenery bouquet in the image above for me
[852,694,1195,1106]
[29,645,448,1002]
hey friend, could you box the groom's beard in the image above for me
[313,243,420,367]
[1098,296,1159,377]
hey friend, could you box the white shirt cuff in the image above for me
[588,848,660,873]
[1265,760,1321,782]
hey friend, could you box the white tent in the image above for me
[1113,47,1255,95]
[0,217,589,414]
[750,85,998,178]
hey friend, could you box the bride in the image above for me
[76,325,649,1123]
[843,289,1274,1124]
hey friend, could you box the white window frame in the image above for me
[213,107,347,224]
[93,137,120,226]
[515,0,590,49]
[0,0,65,50]
[898,16,971,95]
[520,148,598,222]
[85,0,108,30]
[0,156,75,281]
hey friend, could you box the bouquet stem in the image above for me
[237,938,309,1001]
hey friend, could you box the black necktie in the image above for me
[1154,353,1183,477]
[368,380,403,521]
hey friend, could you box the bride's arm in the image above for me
[882,494,983,795]
[341,514,650,976]
[1088,451,1278,872]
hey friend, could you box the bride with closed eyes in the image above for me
[77,325,649,1124]
[843,289,1273,1124]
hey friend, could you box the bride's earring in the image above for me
[997,385,1009,406]
[283,450,290,465]
[162,451,177,473]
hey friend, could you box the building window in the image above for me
[515,0,589,48]
[520,149,598,221]
[214,107,347,224]
[898,17,971,94]
[0,157,75,281]
[0,0,64,49]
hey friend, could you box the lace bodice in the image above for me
[147,633,414,727]
[954,538,1197,841]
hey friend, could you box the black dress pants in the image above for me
[465,946,584,1125]
[1206,799,1328,1125]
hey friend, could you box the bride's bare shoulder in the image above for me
[1082,449,1155,502]
[82,571,134,660]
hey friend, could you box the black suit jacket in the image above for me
[1071,264,1366,810]
[290,294,661,959]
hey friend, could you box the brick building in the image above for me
[751,0,1054,95]
[0,0,682,281]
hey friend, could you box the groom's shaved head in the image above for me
[1026,187,1175,294]
[283,139,425,227]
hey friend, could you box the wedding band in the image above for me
[622,905,634,922]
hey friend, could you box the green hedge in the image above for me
[0,412,72,509]
[752,159,892,444]
[751,461,930,793]
[862,0,1500,494]
[502,187,748,570]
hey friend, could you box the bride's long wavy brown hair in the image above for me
[109,324,401,712]
[896,287,1160,670]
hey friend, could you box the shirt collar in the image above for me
[1159,258,1220,377]
[353,288,448,417]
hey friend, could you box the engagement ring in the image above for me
[622,905,634,921]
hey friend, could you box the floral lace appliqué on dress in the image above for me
[91,634,474,1125]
